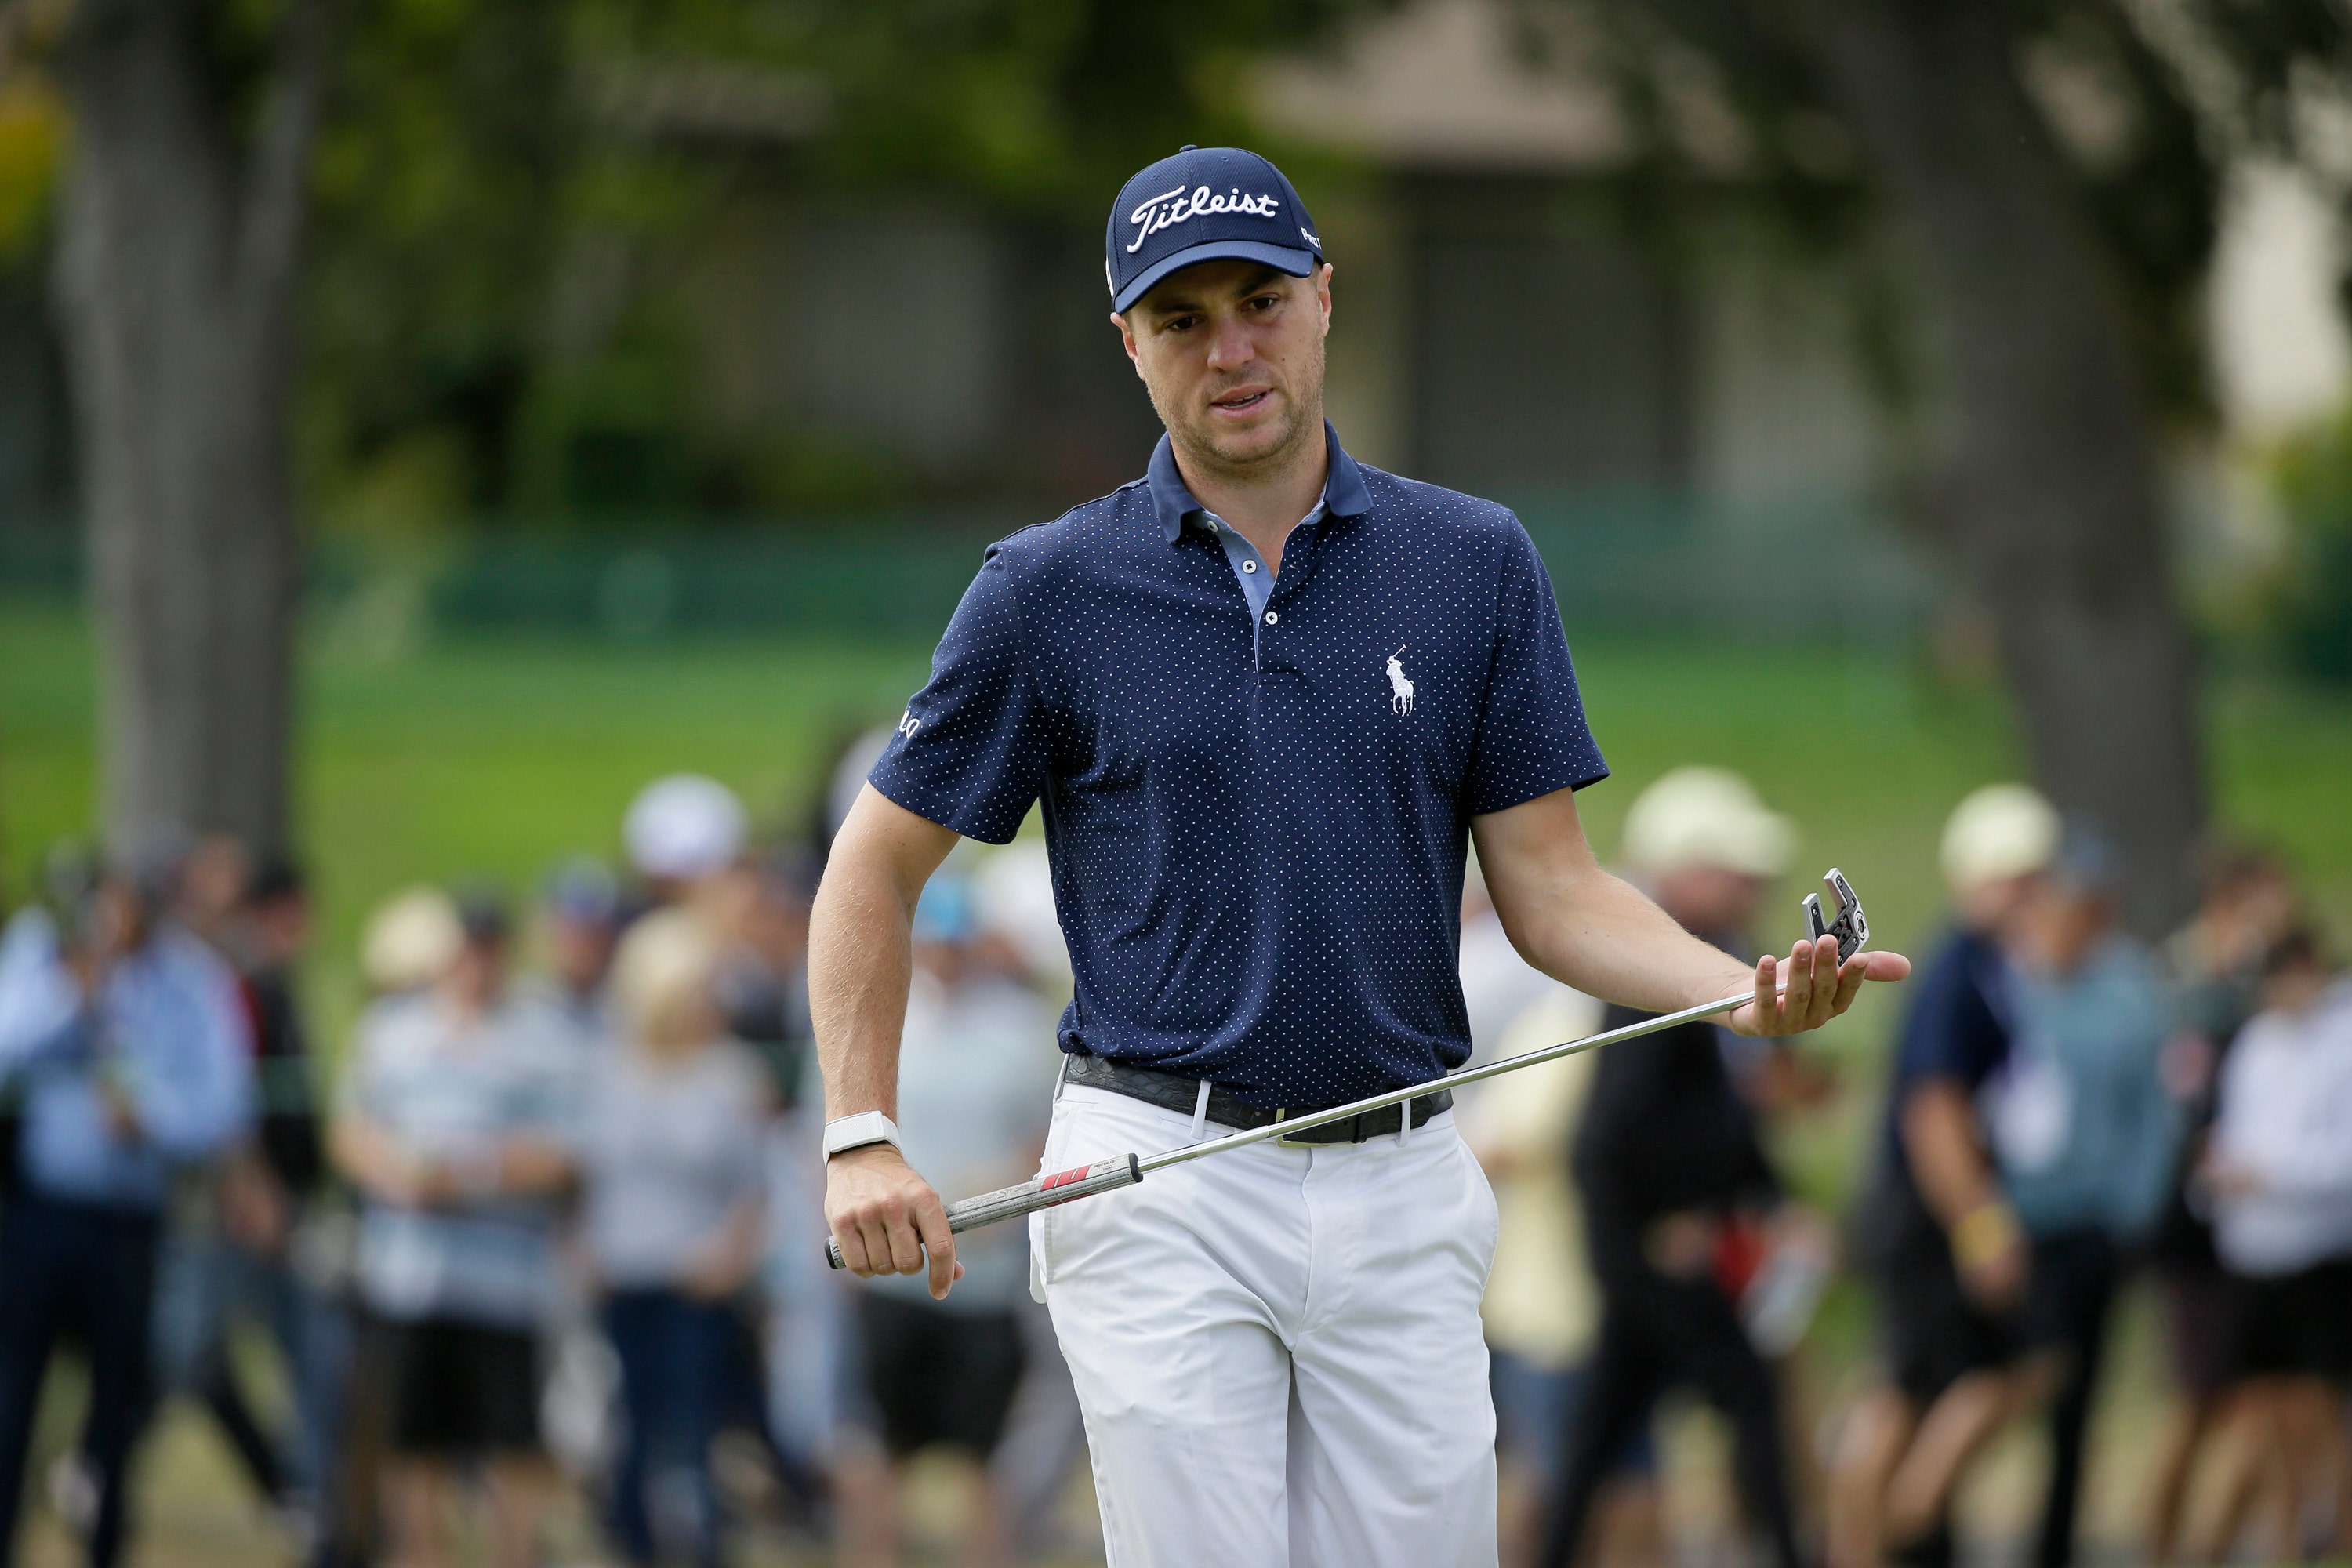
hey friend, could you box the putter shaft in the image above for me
[1137,985,1753,1176]
[826,869,1867,1271]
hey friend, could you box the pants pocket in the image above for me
[1029,1093,1077,1301]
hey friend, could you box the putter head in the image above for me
[1802,869,1869,964]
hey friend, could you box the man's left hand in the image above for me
[1727,933,1909,1036]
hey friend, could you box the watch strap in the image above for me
[823,1110,901,1159]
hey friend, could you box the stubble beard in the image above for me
[1152,333,1326,489]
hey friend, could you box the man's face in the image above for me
[441,938,506,1014]
[1115,260,1332,475]
[2010,882,2113,975]
[251,893,310,967]
[548,916,615,994]
[1652,865,1768,937]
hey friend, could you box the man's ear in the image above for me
[1111,310,1142,372]
[1316,263,1334,332]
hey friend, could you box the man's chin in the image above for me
[1186,412,1306,471]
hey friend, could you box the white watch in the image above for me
[823,1111,902,1160]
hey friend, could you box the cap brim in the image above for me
[1112,241,1319,314]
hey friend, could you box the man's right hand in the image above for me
[1951,1200,2028,1312]
[826,1143,961,1299]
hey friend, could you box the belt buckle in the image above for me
[1274,1107,1309,1147]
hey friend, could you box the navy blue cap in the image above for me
[1106,145,1323,314]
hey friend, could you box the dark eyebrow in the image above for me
[1226,265,1289,299]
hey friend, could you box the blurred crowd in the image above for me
[1463,772,2350,1568]
[0,749,2346,1568]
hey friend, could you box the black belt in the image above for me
[1060,1053,1451,1145]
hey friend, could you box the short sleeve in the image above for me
[868,544,1049,844]
[1894,938,2009,1094]
[1464,521,1609,815]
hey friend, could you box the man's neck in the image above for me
[1171,418,1330,569]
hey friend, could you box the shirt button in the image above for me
[1205,519,1219,532]
[1242,560,1258,574]
[1265,611,1278,625]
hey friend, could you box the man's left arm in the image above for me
[1471,786,1908,1037]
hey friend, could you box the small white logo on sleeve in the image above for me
[1386,647,1414,715]
[897,710,921,740]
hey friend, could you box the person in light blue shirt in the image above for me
[0,853,255,1568]
[1978,827,2178,1568]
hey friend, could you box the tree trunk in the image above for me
[1806,0,2208,934]
[50,0,328,859]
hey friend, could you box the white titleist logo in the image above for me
[1127,183,1279,253]
[1386,647,1414,715]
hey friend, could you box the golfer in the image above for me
[815,145,1909,1567]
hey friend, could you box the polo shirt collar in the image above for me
[1149,419,1371,544]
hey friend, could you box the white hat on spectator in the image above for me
[361,887,463,993]
[974,840,1072,986]
[1940,782,2060,892]
[1621,766,1796,880]
[625,775,748,882]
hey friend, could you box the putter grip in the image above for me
[826,1153,1142,1270]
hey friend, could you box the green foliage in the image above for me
[1544,0,2229,423]
[2268,406,2352,682]
[299,0,1387,534]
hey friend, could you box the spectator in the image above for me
[529,856,626,1042]
[584,909,771,1567]
[2193,930,2352,1562]
[153,855,339,1539]
[1984,829,2178,1568]
[1461,850,1563,1069]
[2145,850,2299,1560]
[849,872,1058,1568]
[1462,985,1665,1568]
[1828,783,2058,1568]
[967,844,1087,1557]
[1537,768,1806,1568]
[360,887,465,999]
[709,848,818,1105]
[626,777,749,909]
[331,892,581,1568]
[0,848,255,1568]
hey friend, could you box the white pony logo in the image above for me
[1386,646,1414,715]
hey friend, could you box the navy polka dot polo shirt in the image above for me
[869,422,1608,1108]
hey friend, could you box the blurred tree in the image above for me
[1545,0,2346,931]
[303,0,1375,527]
[7,0,1377,858]
[20,0,333,858]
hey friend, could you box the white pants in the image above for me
[1031,1083,1501,1568]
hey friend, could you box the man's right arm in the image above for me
[811,782,961,1298]
[1901,1080,2026,1309]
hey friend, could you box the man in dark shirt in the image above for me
[1828,786,2058,1568]
[1540,770,1806,1568]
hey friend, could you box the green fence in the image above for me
[0,486,1939,647]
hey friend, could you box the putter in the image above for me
[828,868,1871,1271]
